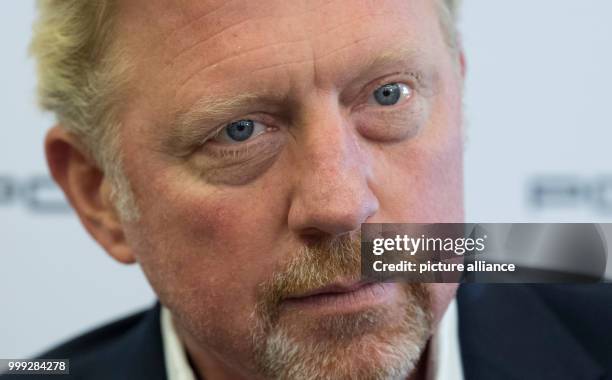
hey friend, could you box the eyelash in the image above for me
[199,117,280,158]
[355,74,419,110]
[211,120,270,144]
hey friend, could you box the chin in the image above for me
[252,298,432,380]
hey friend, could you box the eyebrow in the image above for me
[162,92,262,156]
[351,46,434,87]
[364,47,427,71]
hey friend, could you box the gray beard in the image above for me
[251,286,432,380]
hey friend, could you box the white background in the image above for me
[1,1,611,358]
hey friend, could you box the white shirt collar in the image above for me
[161,299,463,380]
[430,298,464,380]
[161,307,196,380]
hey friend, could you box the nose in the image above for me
[287,105,379,240]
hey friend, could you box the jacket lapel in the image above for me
[113,302,168,380]
[457,284,606,380]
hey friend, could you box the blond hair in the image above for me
[31,0,140,219]
[30,0,460,220]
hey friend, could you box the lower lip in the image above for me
[281,282,400,314]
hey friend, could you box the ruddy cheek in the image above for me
[177,199,242,247]
[176,187,268,251]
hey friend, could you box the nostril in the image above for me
[299,228,329,246]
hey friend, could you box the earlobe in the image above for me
[45,126,136,264]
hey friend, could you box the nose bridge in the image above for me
[304,112,358,185]
[288,104,378,237]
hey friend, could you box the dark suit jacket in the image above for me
[2,284,611,379]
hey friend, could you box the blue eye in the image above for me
[225,120,254,141]
[372,83,412,106]
[213,119,269,144]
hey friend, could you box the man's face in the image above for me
[114,0,463,378]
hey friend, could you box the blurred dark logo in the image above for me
[529,175,612,215]
[0,174,70,213]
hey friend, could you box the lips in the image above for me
[280,279,397,314]
[285,279,376,300]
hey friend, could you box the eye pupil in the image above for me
[226,120,254,141]
[374,83,403,106]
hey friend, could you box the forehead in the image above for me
[118,0,446,114]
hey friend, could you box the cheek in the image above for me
[124,166,288,327]
[372,126,464,222]
[372,75,464,223]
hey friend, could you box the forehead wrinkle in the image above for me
[176,37,312,95]
[310,8,396,41]
[312,34,381,65]
[159,0,233,46]
[168,5,401,98]
[309,0,344,11]
[168,16,254,67]
[178,16,430,103]
[164,5,311,69]
[248,57,317,78]
[310,11,425,65]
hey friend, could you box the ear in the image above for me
[455,32,467,80]
[45,126,136,264]
[458,49,467,80]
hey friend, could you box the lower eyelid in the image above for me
[192,133,286,186]
[356,102,428,142]
[202,127,281,157]
[356,97,413,114]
